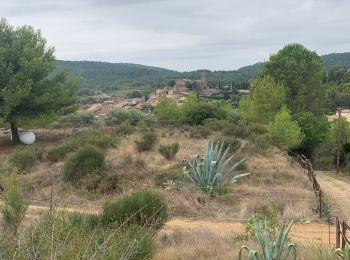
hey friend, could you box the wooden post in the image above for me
[319,190,322,219]
[336,217,340,248]
[337,108,342,174]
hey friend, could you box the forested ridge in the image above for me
[55,52,350,91]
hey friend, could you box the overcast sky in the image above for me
[1,0,350,71]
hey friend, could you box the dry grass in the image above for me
[155,221,337,260]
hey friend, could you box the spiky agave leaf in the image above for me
[183,140,249,192]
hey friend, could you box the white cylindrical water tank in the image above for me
[11,131,36,145]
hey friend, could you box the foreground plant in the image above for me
[2,189,28,234]
[238,218,296,260]
[183,140,249,193]
[334,245,350,260]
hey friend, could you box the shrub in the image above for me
[190,125,211,139]
[135,132,157,152]
[106,109,156,126]
[312,142,337,170]
[183,140,249,194]
[9,148,38,172]
[158,143,179,160]
[154,166,182,187]
[84,129,117,149]
[117,120,134,135]
[58,111,95,127]
[203,118,229,131]
[0,212,155,259]
[63,146,105,184]
[102,190,168,230]
[223,121,249,138]
[2,189,28,234]
[46,139,81,162]
[213,136,241,153]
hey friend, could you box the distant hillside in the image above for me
[321,52,350,70]
[55,53,350,91]
[54,60,180,91]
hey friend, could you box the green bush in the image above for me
[0,212,155,259]
[223,121,249,138]
[117,120,134,135]
[46,130,116,163]
[84,129,117,149]
[102,190,168,230]
[190,125,211,139]
[9,148,38,172]
[135,132,158,152]
[63,146,105,184]
[213,136,241,153]
[2,189,28,234]
[105,109,156,126]
[312,142,337,170]
[46,139,81,162]
[58,111,95,127]
[158,143,179,160]
[203,118,229,131]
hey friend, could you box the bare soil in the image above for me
[316,171,350,221]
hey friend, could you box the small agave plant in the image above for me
[238,218,297,260]
[183,140,249,193]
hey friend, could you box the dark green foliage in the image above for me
[57,111,95,127]
[9,148,38,172]
[214,136,241,153]
[84,129,117,149]
[203,118,229,131]
[2,189,28,234]
[343,143,350,154]
[0,212,155,259]
[223,121,249,138]
[127,90,143,98]
[154,166,182,187]
[117,120,134,135]
[105,109,156,126]
[135,132,158,152]
[312,142,338,170]
[46,130,116,163]
[63,146,105,184]
[158,143,179,160]
[182,102,227,125]
[261,43,325,115]
[0,19,79,142]
[102,190,168,230]
[295,112,330,156]
[190,125,211,138]
[46,139,81,162]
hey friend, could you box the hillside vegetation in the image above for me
[56,52,350,92]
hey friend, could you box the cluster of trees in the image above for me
[154,95,229,125]
[238,43,350,171]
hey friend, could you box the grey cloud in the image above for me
[2,0,350,71]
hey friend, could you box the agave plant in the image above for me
[238,218,296,260]
[334,245,350,259]
[183,140,249,193]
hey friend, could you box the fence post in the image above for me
[319,190,322,219]
[336,217,340,248]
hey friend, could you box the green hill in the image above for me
[55,53,350,91]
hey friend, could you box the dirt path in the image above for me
[316,171,350,221]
